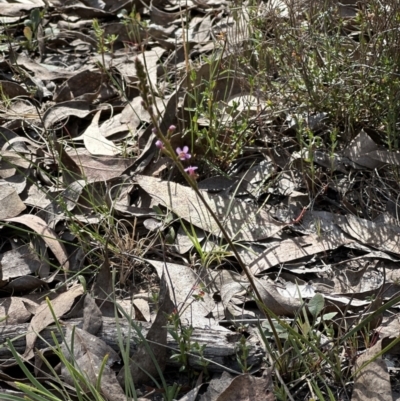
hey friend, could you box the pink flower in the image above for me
[176,146,191,160]
[184,166,198,176]
[155,140,164,149]
[168,125,176,132]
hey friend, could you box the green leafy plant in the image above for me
[23,8,43,51]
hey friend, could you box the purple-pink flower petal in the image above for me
[184,166,198,176]
[155,140,164,149]
[176,146,191,160]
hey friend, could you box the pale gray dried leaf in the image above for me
[202,239,230,255]
[150,4,182,25]
[275,172,297,195]
[146,259,218,328]
[143,218,163,231]
[0,244,42,280]
[277,282,316,299]
[17,53,73,80]
[43,100,91,129]
[24,284,84,359]
[83,294,102,335]
[225,303,256,321]
[1,100,39,123]
[376,316,400,341]
[366,149,400,166]
[53,70,103,103]
[264,0,289,18]
[338,214,400,255]
[236,243,268,265]
[62,325,125,401]
[37,180,85,227]
[93,253,113,300]
[210,371,275,401]
[67,148,135,182]
[312,263,384,295]
[343,130,385,169]
[0,131,36,153]
[132,298,150,322]
[218,270,249,305]
[200,372,234,401]
[137,175,283,241]
[83,110,119,156]
[116,299,134,320]
[299,210,342,234]
[323,294,369,308]
[238,159,275,184]
[121,96,166,126]
[119,270,174,386]
[0,150,33,176]
[249,231,353,274]
[222,94,260,120]
[63,324,119,364]
[119,100,142,132]
[194,15,212,43]
[352,340,392,401]
[3,173,27,194]
[0,1,42,17]
[4,215,70,271]
[21,182,51,208]
[0,185,25,218]
[99,113,130,138]
[254,278,302,317]
[0,297,35,325]
[114,48,165,88]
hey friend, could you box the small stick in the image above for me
[288,206,307,225]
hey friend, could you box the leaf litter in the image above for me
[0,0,400,400]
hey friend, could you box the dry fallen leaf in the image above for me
[65,148,135,182]
[352,340,392,401]
[200,371,275,401]
[137,175,283,241]
[338,214,400,255]
[254,278,303,317]
[0,297,35,325]
[0,244,43,280]
[61,325,126,401]
[0,185,26,218]
[83,110,120,156]
[82,293,103,335]
[249,232,353,274]
[43,100,92,129]
[4,214,70,271]
[24,284,84,360]
[343,130,385,169]
[118,270,174,386]
[146,259,218,328]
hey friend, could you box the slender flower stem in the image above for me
[134,57,282,354]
